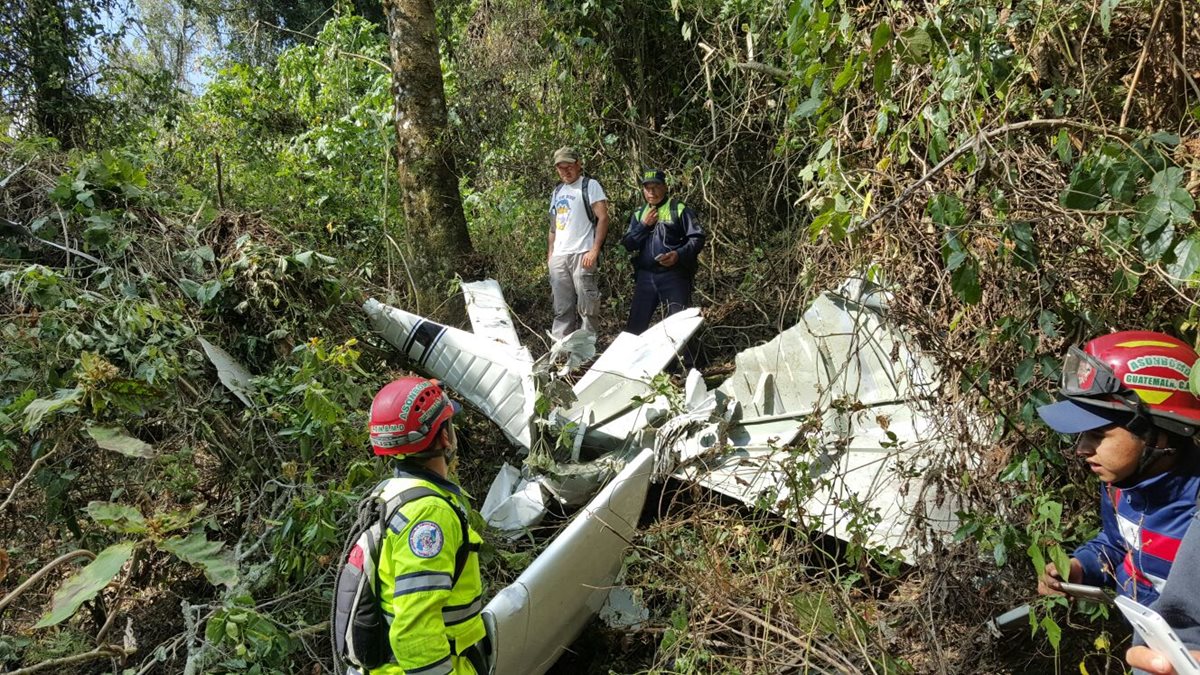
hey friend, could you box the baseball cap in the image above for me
[640,169,667,185]
[551,146,580,165]
[1037,398,1134,434]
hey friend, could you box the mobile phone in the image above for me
[1059,582,1114,603]
[1115,595,1200,675]
[654,253,668,261]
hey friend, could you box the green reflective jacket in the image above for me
[375,468,485,675]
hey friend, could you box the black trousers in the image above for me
[625,269,693,335]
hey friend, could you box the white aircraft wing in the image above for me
[363,298,537,450]
[483,448,654,675]
[461,279,527,353]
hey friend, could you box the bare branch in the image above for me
[0,549,97,615]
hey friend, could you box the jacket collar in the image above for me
[392,462,463,496]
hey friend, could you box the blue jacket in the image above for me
[1073,456,1200,606]
[621,199,704,274]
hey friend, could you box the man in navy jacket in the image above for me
[620,169,704,335]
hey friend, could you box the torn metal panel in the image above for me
[575,395,672,455]
[797,403,968,556]
[539,328,597,374]
[715,321,825,416]
[481,464,546,533]
[673,411,828,492]
[599,586,649,629]
[684,280,977,561]
[538,453,627,507]
[716,282,938,415]
[801,290,939,404]
[750,373,786,416]
[483,448,654,675]
[363,298,537,450]
[461,279,527,354]
[564,308,703,428]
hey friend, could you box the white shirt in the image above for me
[550,177,607,256]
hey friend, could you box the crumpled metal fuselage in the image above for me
[363,276,982,675]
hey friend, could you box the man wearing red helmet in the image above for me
[1035,331,1200,610]
[367,377,487,675]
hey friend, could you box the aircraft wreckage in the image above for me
[362,278,981,675]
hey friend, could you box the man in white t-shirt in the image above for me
[547,146,609,339]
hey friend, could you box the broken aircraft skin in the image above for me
[363,277,982,675]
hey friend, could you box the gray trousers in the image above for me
[549,252,600,339]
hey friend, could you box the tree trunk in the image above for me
[383,0,473,312]
[27,0,82,146]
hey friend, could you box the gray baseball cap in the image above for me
[551,146,580,165]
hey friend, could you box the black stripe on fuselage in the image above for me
[407,320,446,367]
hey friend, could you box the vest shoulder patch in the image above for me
[409,520,444,558]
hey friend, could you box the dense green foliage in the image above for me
[2,0,1199,673]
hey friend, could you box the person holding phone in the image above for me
[1035,331,1200,609]
[620,169,705,336]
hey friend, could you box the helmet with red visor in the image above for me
[1037,331,1200,439]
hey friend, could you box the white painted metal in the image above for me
[363,299,537,450]
[692,281,974,562]
[564,308,703,427]
[483,449,655,675]
[461,279,526,353]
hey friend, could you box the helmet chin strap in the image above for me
[1129,414,1175,477]
[1108,400,1167,477]
[1137,443,1176,476]
[441,423,458,473]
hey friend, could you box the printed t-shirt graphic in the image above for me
[550,177,607,256]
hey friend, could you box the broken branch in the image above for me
[0,549,98,615]
[1119,0,1169,128]
[7,645,130,675]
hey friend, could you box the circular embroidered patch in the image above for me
[408,520,444,558]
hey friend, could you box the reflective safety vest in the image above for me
[635,198,686,227]
[375,470,485,675]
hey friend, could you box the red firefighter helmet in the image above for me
[369,377,459,456]
[1038,331,1200,437]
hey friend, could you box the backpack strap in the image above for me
[390,486,477,584]
[582,176,597,227]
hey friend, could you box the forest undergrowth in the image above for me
[3,0,1200,673]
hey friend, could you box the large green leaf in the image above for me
[86,426,154,458]
[161,532,238,588]
[1137,167,1196,234]
[871,22,892,55]
[897,27,931,64]
[1060,175,1103,210]
[22,388,84,432]
[1099,0,1120,34]
[1140,223,1176,263]
[34,542,134,628]
[873,51,893,95]
[950,259,982,305]
[303,385,342,425]
[1168,235,1200,282]
[86,501,148,534]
